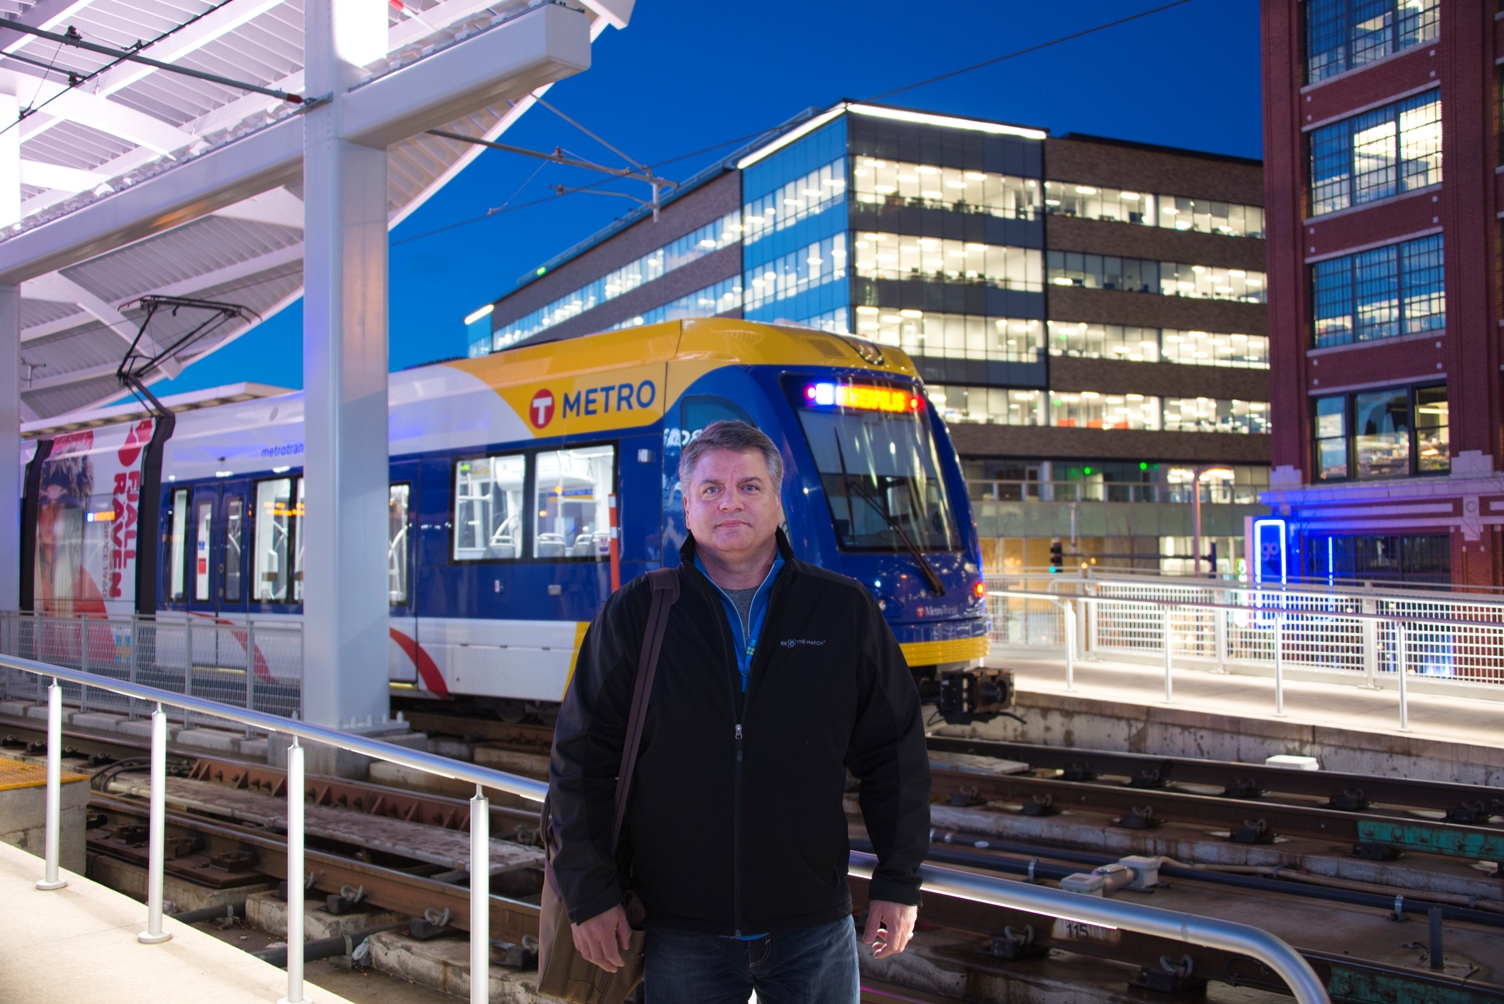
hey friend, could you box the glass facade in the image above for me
[1047,323,1269,368]
[859,310,1043,363]
[1043,183,1264,238]
[929,386,1269,434]
[1309,91,1442,215]
[611,277,744,329]
[1047,252,1267,302]
[854,158,1040,219]
[494,211,741,348]
[1306,0,1439,82]
[853,233,1041,290]
[1052,391,1161,430]
[1312,383,1448,480]
[742,233,847,312]
[1311,234,1444,347]
[742,157,846,244]
[1162,397,1269,435]
[928,385,1046,426]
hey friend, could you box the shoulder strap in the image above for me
[609,567,680,853]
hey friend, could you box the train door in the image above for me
[187,482,251,669]
[388,466,417,684]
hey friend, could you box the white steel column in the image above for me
[0,71,19,614]
[301,0,392,728]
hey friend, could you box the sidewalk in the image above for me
[0,840,354,1004]
[1002,654,1503,748]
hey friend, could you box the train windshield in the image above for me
[794,381,959,552]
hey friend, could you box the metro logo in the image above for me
[529,390,555,429]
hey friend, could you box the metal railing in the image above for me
[4,653,1330,1004]
[968,479,1263,505]
[848,852,1327,1004]
[0,611,303,723]
[3,651,533,1004]
[986,581,1504,727]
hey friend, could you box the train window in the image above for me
[389,483,410,604]
[534,445,615,560]
[253,478,296,602]
[795,387,960,553]
[454,455,525,561]
[194,500,213,602]
[224,496,245,602]
[169,488,188,601]
[681,396,755,443]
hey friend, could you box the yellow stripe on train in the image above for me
[444,319,919,439]
[899,635,991,668]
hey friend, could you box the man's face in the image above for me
[683,448,782,562]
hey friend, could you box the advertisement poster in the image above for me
[34,419,153,618]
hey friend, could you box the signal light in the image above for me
[1049,540,1064,571]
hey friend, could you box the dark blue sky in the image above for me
[148,0,1263,398]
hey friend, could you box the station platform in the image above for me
[0,839,355,1004]
[976,655,1503,786]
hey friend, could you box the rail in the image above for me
[848,852,1328,1004]
[5,652,1329,1004]
[986,585,1504,726]
[967,479,1262,505]
[1,649,539,1004]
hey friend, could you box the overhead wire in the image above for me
[406,0,1205,248]
[860,0,1200,102]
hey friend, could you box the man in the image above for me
[549,420,931,1004]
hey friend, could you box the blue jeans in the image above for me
[643,916,860,1004]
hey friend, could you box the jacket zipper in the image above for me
[733,720,743,937]
[689,551,791,939]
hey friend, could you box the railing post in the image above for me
[1362,598,1378,688]
[246,619,257,719]
[128,614,139,721]
[78,615,88,714]
[35,678,66,891]
[1274,612,1286,718]
[1162,607,1173,704]
[1214,602,1227,674]
[471,784,490,1004]
[1397,622,1410,733]
[283,738,307,1004]
[183,617,193,728]
[138,704,172,944]
[1062,599,1076,692]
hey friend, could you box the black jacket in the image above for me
[548,529,931,936]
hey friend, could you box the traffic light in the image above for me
[1049,540,1064,571]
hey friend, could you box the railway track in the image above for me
[6,709,1503,1001]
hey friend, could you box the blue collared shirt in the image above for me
[694,551,785,692]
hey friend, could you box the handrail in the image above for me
[986,587,1504,632]
[849,851,1329,1004]
[5,652,536,1004]
[0,650,548,802]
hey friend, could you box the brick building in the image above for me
[1261,0,1496,586]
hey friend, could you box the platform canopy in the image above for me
[0,0,629,420]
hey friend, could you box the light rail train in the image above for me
[20,319,990,717]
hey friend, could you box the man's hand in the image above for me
[571,904,632,972]
[862,900,918,959]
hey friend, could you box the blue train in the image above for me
[21,319,990,716]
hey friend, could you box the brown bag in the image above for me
[538,568,679,1003]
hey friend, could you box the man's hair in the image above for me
[679,420,784,488]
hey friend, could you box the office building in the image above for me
[1261,0,1492,586]
[470,102,1272,573]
